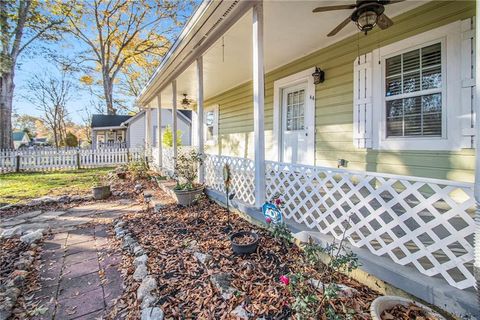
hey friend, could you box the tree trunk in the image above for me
[103,73,115,115]
[0,72,14,150]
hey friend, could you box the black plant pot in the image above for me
[230,231,259,255]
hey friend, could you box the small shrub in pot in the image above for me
[172,150,204,206]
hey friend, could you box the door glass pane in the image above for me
[285,89,305,131]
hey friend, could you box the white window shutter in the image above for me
[353,53,373,148]
[460,17,476,148]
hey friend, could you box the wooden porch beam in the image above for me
[253,1,266,208]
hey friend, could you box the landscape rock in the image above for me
[19,229,44,244]
[140,293,157,308]
[134,254,148,267]
[115,221,126,228]
[0,226,23,239]
[133,264,148,281]
[210,273,236,300]
[137,276,157,301]
[58,195,71,203]
[231,304,248,319]
[193,252,211,265]
[0,204,15,211]
[133,245,145,256]
[134,184,143,193]
[141,307,164,320]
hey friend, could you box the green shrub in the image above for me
[162,125,182,147]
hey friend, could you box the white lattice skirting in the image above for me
[204,154,255,205]
[265,161,476,290]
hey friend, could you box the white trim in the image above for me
[273,67,316,163]
[371,20,463,151]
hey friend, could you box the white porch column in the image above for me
[253,1,266,208]
[145,107,152,155]
[474,0,480,299]
[172,80,178,169]
[156,94,162,168]
[196,56,205,184]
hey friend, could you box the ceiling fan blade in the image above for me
[377,13,394,29]
[383,0,407,4]
[312,4,356,13]
[327,16,352,37]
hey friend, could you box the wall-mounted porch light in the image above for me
[337,159,348,168]
[312,67,325,85]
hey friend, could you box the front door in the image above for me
[281,83,314,165]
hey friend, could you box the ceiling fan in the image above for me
[181,93,194,109]
[312,0,405,37]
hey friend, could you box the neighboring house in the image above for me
[12,131,30,149]
[135,1,479,318]
[91,114,131,149]
[91,111,191,149]
[31,137,48,147]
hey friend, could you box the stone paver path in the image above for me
[1,200,142,320]
[32,224,123,319]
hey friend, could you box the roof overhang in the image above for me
[92,126,126,131]
[136,0,255,106]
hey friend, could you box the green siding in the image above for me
[205,1,476,183]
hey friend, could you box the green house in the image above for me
[135,1,480,317]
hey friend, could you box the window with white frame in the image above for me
[204,105,218,143]
[385,43,443,138]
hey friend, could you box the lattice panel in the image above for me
[161,147,197,175]
[265,161,476,290]
[204,154,255,205]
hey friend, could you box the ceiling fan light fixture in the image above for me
[352,3,384,34]
[181,93,190,109]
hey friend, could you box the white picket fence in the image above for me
[0,148,144,173]
[203,154,476,290]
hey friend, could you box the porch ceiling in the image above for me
[150,0,429,109]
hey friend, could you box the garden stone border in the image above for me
[114,220,164,320]
[0,232,41,320]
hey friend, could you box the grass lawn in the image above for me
[0,168,113,205]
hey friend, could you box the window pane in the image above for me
[386,55,401,77]
[422,43,441,68]
[422,93,442,136]
[422,65,441,90]
[387,99,403,118]
[386,76,402,96]
[403,71,420,93]
[387,117,403,136]
[403,49,420,73]
[386,100,403,137]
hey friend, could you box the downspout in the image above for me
[474,0,480,306]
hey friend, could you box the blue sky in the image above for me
[13,0,200,125]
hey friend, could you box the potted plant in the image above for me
[370,296,446,320]
[230,231,259,254]
[172,150,204,206]
[91,175,111,200]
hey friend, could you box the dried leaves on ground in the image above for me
[113,188,378,319]
[381,303,437,320]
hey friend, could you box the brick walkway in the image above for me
[31,224,123,319]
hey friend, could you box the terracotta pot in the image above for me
[370,296,446,320]
[172,186,204,206]
[92,185,111,200]
[230,231,259,254]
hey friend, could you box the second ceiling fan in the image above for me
[312,0,405,37]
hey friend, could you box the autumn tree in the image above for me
[0,0,74,149]
[26,71,73,148]
[67,0,190,115]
